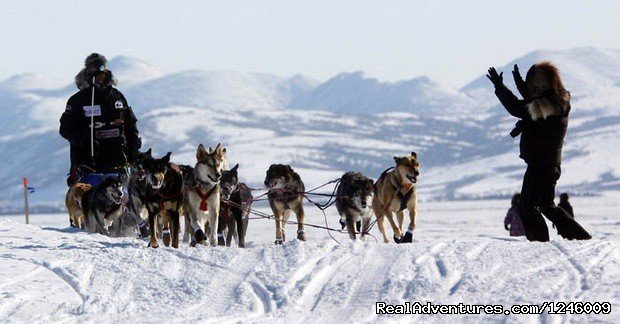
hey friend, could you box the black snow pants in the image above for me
[519,164,591,242]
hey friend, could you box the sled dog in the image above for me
[184,143,225,246]
[126,148,153,237]
[372,151,420,243]
[217,164,252,247]
[82,176,124,236]
[335,172,374,240]
[142,152,184,248]
[264,164,306,244]
[65,182,93,229]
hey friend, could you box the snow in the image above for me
[1,196,618,323]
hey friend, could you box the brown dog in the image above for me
[65,183,92,229]
[372,151,420,243]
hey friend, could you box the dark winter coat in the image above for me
[60,84,140,174]
[504,206,525,237]
[494,84,570,166]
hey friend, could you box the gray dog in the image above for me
[82,176,124,236]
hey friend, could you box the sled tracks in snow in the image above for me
[1,220,619,323]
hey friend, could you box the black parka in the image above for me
[59,85,141,173]
[494,84,569,166]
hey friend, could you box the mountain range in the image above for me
[1,46,619,212]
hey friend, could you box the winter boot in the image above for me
[552,218,592,240]
[218,233,226,246]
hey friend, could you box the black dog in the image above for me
[127,148,153,238]
[142,152,184,248]
[82,176,124,236]
[217,164,252,247]
[336,172,374,240]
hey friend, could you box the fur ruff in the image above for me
[75,68,118,90]
[526,91,570,121]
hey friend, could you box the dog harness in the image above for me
[374,167,414,212]
[394,185,414,212]
[268,188,299,210]
[220,184,254,218]
[195,185,217,211]
[152,191,183,211]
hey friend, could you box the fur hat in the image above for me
[75,53,117,90]
[84,53,108,69]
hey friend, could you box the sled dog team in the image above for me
[62,54,593,244]
[65,143,421,247]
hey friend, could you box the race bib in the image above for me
[83,105,102,117]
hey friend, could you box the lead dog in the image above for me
[335,172,374,240]
[184,143,225,247]
[217,164,252,247]
[372,151,420,243]
[264,164,306,244]
[65,182,93,229]
[81,176,124,236]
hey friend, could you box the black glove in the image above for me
[486,67,504,88]
[510,120,524,138]
[512,64,529,98]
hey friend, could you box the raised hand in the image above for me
[512,64,529,98]
[486,67,503,87]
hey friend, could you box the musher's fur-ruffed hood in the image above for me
[525,61,570,121]
[75,67,118,90]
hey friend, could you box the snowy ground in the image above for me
[0,196,618,323]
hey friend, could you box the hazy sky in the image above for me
[1,0,619,87]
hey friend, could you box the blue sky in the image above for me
[1,0,619,87]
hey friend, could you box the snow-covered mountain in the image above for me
[107,56,164,86]
[288,71,477,115]
[2,47,620,212]
[463,47,620,113]
[126,70,317,111]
